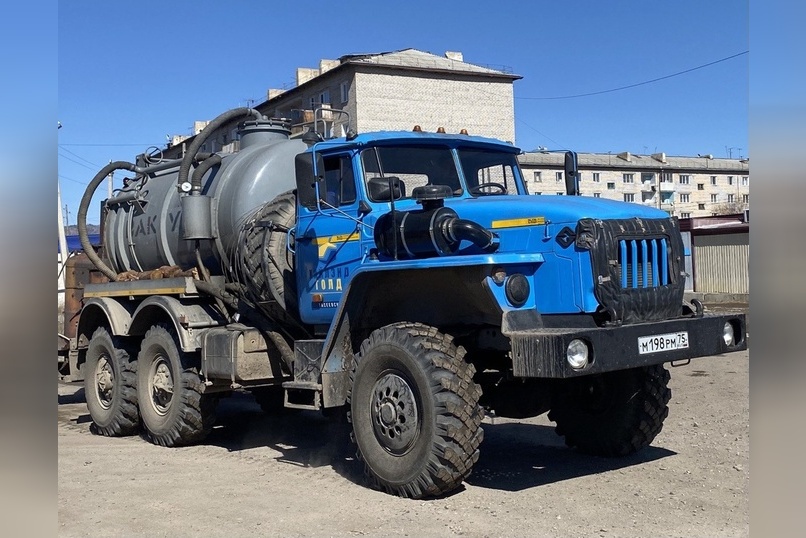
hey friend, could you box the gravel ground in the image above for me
[58,342,748,538]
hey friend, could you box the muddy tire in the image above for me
[349,322,484,498]
[136,323,216,447]
[84,327,140,436]
[548,365,671,457]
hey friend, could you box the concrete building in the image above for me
[518,151,749,218]
[164,49,520,158]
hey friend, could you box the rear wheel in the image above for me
[136,323,216,446]
[84,327,139,436]
[548,365,671,457]
[349,322,484,498]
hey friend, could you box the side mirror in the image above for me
[564,151,580,196]
[367,176,404,201]
[294,151,325,209]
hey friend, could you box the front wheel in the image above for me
[548,364,671,457]
[136,323,216,447]
[349,322,484,498]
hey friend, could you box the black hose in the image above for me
[448,218,499,253]
[178,107,261,194]
[190,154,222,192]
[78,160,137,281]
[193,280,238,311]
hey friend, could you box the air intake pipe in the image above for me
[373,185,498,258]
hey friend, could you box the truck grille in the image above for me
[577,217,685,324]
[617,238,669,289]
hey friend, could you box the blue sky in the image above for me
[58,1,748,225]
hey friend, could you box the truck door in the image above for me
[295,153,366,327]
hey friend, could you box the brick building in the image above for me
[164,49,520,158]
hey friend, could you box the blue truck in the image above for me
[59,107,746,498]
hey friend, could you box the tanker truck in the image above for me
[58,107,746,498]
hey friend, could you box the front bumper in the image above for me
[506,312,747,378]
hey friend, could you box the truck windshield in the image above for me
[457,148,522,196]
[361,146,463,201]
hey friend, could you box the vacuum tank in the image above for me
[101,117,306,275]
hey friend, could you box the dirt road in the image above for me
[58,349,748,537]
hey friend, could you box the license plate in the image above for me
[638,331,689,355]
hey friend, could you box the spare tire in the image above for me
[238,190,297,315]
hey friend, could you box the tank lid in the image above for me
[238,118,292,148]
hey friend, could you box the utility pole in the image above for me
[57,181,68,258]
[108,160,114,199]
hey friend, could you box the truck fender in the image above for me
[319,264,501,407]
[77,297,136,347]
[129,295,223,352]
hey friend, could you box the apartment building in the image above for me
[518,151,749,218]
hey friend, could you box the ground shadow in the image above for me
[59,387,676,494]
[465,422,676,492]
[58,386,86,405]
[206,393,676,493]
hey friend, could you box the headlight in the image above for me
[566,339,589,369]
[723,322,735,346]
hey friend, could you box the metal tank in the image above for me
[102,118,306,275]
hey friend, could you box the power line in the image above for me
[515,118,565,149]
[59,143,160,147]
[59,146,100,168]
[517,51,748,100]
[58,151,98,171]
[59,174,85,185]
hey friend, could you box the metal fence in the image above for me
[693,232,749,294]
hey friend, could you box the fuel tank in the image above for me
[102,119,306,274]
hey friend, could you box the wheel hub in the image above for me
[94,354,114,410]
[370,373,419,455]
[150,356,174,416]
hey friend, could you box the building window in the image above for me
[624,193,635,202]
[593,192,601,198]
[728,194,735,203]
[642,172,655,184]
[661,172,673,183]
[697,183,705,190]
[340,81,349,103]
[556,192,563,195]
[592,172,600,182]
[742,176,748,186]
[623,173,634,183]
[710,175,717,185]
[533,171,542,183]
[661,192,674,204]
[698,203,706,210]
[533,191,541,195]
[556,171,563,182]
[680,193,690,203]
[743,194,749,204]
[309,90,331,109]
[728,176,734,186]
[679,174,690,184]
[681,212,691,218]
[710,194,718,203]
[607,182,615,190]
